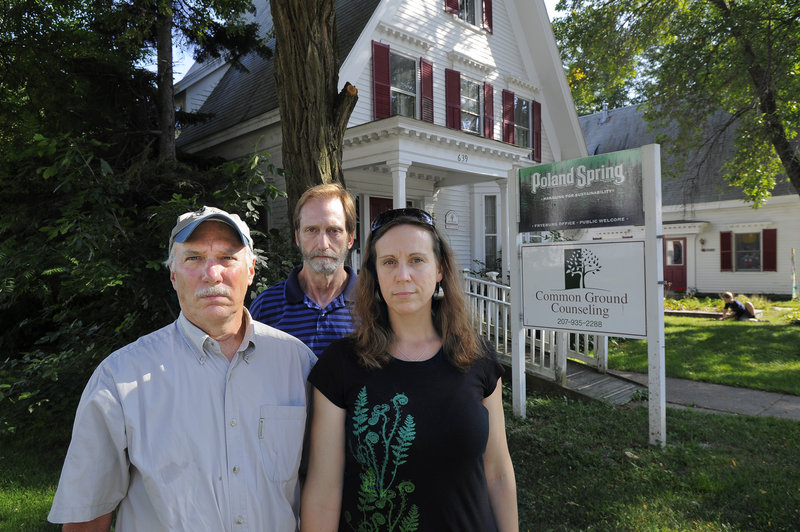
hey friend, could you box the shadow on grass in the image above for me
[507,389,800,531]
[609,317,800,395]
[0,435,65,531]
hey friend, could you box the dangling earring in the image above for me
[432,282,444,300]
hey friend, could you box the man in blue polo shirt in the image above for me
[250,184,357,356]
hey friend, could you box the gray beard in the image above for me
[304,251,347,275]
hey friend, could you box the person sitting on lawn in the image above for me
[719,292,757,321]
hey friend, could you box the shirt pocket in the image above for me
[258,404,307,482]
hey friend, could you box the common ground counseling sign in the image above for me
[518,148,644,231]
[521,240,647,338]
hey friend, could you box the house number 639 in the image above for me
[457,154,469,163]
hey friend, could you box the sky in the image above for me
[170,0,565,81]
[544,0,562,19]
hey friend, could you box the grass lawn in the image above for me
[0,438,62,531]
[609,314,800,395]
[4,305,800,531]
[508,389,800,531]
[3,389,799,532]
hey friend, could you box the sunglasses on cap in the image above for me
[370,208,434,233]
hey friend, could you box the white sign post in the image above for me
[508,144,665,446]
[642,145,666,446]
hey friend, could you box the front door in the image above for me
[664,237,687,291]
[369,197,394,226]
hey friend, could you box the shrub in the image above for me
[0,135,290,442]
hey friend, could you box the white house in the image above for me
[174,0,587,275]
[579,104,800,297]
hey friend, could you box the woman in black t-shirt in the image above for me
[301,208,518,532]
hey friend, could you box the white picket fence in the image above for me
[463,270,608,384]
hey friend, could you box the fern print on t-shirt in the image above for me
[345,386,419,531]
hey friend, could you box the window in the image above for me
[459,0,476,25]
[720,229,777,272]
[445,70,493,137]
[390,52,416,118]
[735,233,761,271]
[373,41,433,123]
[513,96,530,148]
[484,195,498,269]
[502,89,542,161]
[444,0,493,32]
[461,78,481,133]
[666,239,684,266]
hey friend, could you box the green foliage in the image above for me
[553,0,800,203]
[1,1,158,155]
[663,294,788,314]
[663,296,720,311]
[552,0,667,114]
[0,132,289,440]
[0,0,297,441]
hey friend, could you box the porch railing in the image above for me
[462,270,608,384]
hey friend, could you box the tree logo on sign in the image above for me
[564,248,602,289]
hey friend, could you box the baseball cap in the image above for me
[169,206,253,251]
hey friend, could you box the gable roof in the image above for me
[177,0,382,146]
[579,104,796,206]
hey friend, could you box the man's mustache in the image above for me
[312,252,339,259]
[196,286,231,298]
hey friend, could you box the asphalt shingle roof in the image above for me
[579,104,796,206]
[178,0,381,146]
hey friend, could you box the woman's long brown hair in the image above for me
[353,214,481,370]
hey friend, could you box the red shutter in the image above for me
[445,68,461,130]
[483,82,494,139]
[502,89,514,144]
[372,41,390,120]
[444,0,459,15]
[720,231,732,271]
[420,59,434,123]
[532,100,542,162]
[763,228,777,271]
[482,0,493,33]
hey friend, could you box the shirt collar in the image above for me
[177,310,255,364]
[285,264,357,304]
[341,265,357,302]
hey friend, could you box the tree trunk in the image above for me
[157,7,176,162]
[270,0,359,229]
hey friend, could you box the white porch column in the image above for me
[388,160,411,208]
[496,178,509,284]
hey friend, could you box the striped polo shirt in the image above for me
[250,265,357,357]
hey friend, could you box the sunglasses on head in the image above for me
[370,208,434,233]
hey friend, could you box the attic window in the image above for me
[502,89,542,162]
[445,0,493,33]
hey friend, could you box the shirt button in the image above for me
[233,466,240,474]
[235,516,243,525]
[230,419,237,427]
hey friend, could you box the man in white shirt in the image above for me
[48,206,316,532]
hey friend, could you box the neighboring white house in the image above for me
[174,0,587,275]
[579,104,800,297]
